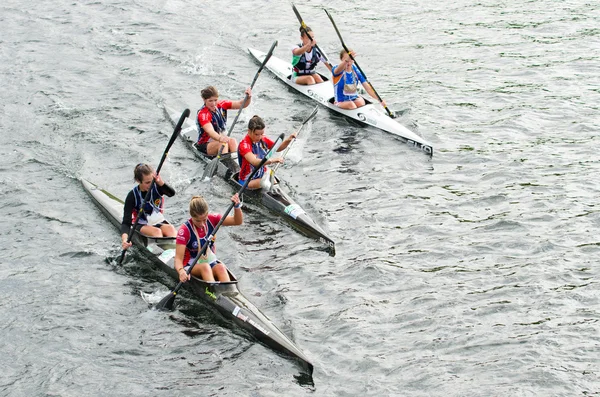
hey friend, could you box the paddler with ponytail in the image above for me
[332,49,387,110]
[174,194,243,283]
[237,115,297,190]
[120,163,177,250]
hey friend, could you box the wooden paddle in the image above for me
[266,106,319,191]
[155,133,285,311]
[118,109,190,264]
[324,9,396,119]
[202,40,278,180]
[291,4,331,66]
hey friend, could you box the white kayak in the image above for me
[248,47,434,157]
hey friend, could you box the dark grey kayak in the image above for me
[164,105,335,256]
[81,178,314,374]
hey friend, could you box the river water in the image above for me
[1,0,599,396]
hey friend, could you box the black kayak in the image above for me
[81,178,314,374]
[163,105,336,256]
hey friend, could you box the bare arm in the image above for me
[174,244,190,282]
[362,82,387,107]
[292,41,313,56]
[243,150,283,167]
[201,121,228,143]
[276,133,297,152]
[332,61,346,76]
[222,194,243,226]
[230,87,252,109]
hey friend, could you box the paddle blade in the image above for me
[259,171,272,190]
[202,157,219,180]
[117,249,127,265]
[155,291,177,311]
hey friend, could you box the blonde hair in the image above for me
[189,196,209,217]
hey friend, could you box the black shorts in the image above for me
[194,142,208,154]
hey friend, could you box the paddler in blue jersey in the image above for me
[120,163,177,250]
[173,194,242,283]
[332,49,387,110]
[291,26,332,85]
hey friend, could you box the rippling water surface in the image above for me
[1,0,599,396]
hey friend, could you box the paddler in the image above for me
[173,194,243,283]
[332,49,387,110]
[120,163,177,250]
[237,115,296,190]
[195,85,252,157]
[291,26,332,85]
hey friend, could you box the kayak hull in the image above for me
[81,178,314,374]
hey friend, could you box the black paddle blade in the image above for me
[155,291,176,311]
[202,157,219,180]
[117,249,127,265]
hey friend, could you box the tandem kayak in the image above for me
[163,105,336,256]
[248,47,434,157]
[81,178,314,374]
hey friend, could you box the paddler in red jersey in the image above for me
[237,115,296,189]
[195,85,252,157]
[173,194,242,283]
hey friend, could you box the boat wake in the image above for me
[140,289,171,306]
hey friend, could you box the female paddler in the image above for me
[195,85,252,157]
[120,163,177,250]
[237,115,296,190]
[174,194,243,283]
[332,49,387,110]
[291,26,331,85]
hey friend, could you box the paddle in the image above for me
[323,9,396,119]
[291,4,331,66]
[202,40,279,180]
[155,133,285,311]
[117,108,190,265]
[266,106,319,191]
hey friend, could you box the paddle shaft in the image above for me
[156,133,285,310]
[324,9,395,119]
[118,108,190,264]
[291,4,330,64]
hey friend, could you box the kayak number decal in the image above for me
[159,249,176,262]
[406,140,434,156]
[232,306,270,335]
[284,204,305,219]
